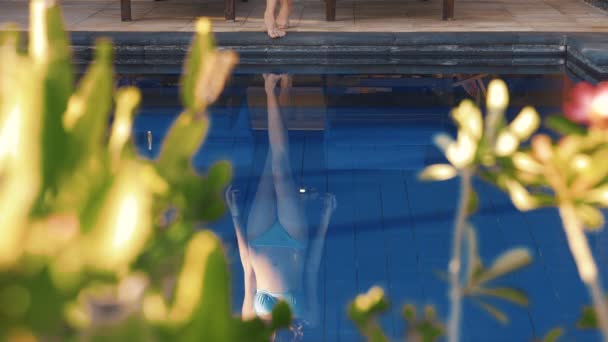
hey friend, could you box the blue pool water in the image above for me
[129,72,604,341]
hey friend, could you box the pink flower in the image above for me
[563,82,608,128]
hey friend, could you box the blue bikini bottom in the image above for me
[254,289,305,317]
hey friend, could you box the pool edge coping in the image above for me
[64,31,607,81]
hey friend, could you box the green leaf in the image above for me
[0,25,20,51]
[271,301,292,330]
[402,304,416,321]
[467,188,479,215]
[403,304,445,342]
[231,318,274,342]
[207,161,233,192]
[66,39,114,158]
[35,1,75,195]
[157,112,209,182]
[575,148,608,192]
[472,287,529,306]
[475,248,532,285]
[577,305,597,329]
[178,173,227,222]
[179,231,232,341]
[415,320,444,342]
[466,224,483,284]
[541,327,564,342]
[473,299,508,324]
[545,115,586,136]
[180,20,215,111]
[575,204,605,231]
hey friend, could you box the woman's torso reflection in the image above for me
[226,74,336,337]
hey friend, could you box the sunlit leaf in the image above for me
[575,204,605,230]
[495,130,520,157]
[452,99,483,141]
[476,248,532,285]
[173,231,232,341]
[510,106,540,141]
[348,287,389,342]
[472,287,528,306]
[64,39,113,153]
[351,286,388,316]
[193,50,238,108]
[585,185,608,207]
[0,54,41,269]
[31,0,75,195]
[486,79,509,111]
[109,87,141,166]
[473,299,508,324]
[433,133,455,153]
[446,132,477,168]
[541,327,564,342]
[573,148,608,193]
[86,162,153,272]
[531,134,553,163]
[418,164,458,181]
[180,18,215,111]
[504,178,538,211]
[512,152,543,174]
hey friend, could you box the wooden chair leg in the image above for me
[225,0,235,20]
[326,0,335,21]
[442,0,454,20]
[121,0,132,21]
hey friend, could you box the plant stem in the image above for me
[559,203,608,341]
[448,167,473,342]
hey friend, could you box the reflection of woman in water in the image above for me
[225,74,336,335]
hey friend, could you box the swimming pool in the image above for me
[129,72,603,341]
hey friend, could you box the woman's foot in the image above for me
[276,5,291,29]
[278,74,292,105]
[264,12,286,38]
[263,73,282,94]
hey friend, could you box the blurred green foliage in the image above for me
[0,1,290,340]
[348,286,444,342]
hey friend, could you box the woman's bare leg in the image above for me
[246,152,277,241]
[265,74,308,241]
[276,0,292,29]
[264,0,286,38]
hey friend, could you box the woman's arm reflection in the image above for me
[306,193,337,325]
[226,187,257,318]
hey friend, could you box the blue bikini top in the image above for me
[250,221,306,250]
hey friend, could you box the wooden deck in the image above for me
[1,0,607,32]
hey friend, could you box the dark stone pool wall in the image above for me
[67,32,608,81]
[585,0,608,11]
